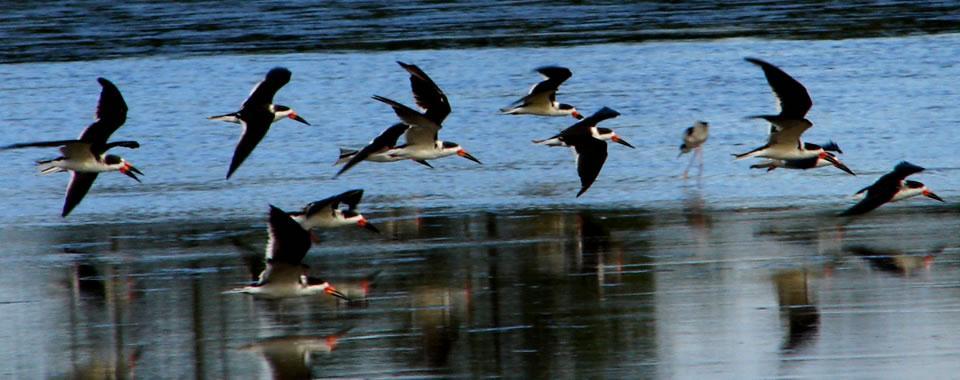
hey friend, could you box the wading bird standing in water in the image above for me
[678,120,709,179]
[0,77,143,217]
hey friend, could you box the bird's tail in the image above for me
[208,112,240,123]
[36,158,65,175]
[732,145,767,160]
[334,148,358,166]
[532,137,564,147]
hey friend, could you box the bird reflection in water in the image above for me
[240,328,352,380]
[845,245,935,277]
[772,269,819,353]
[410,286,470,368]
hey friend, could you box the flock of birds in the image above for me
[0,57,948,299]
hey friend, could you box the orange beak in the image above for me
[289,112,310,125]
[571,111,583,120]
[457,149,482,164]
[323,282,349,301]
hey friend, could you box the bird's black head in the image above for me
[104,155,122,165]
[821,140,843,154]
[442,141,459,149]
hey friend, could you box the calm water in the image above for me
[2,2,960,378]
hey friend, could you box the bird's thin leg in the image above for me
[696,146,705,176]
[683,150,696,179]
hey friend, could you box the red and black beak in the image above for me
[358,218,380,233]
[322,281,350,301]
[119,163,143,183]
[289,112,311,126]
[458,149,482,164]
[611,135,635,149]
[823,155,855,176]
[923,189,944,202]
[571,111,584,120]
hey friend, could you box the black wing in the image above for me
[336,123,410,177]
[559,107,621,138]
[78,78,128,146]
[840,162,924,216]
[530,66,572,97]
[397,61,451,125]
[266,205,312,265]
[226,116,273,179]
[569,136,608,198]
[303,189,365,217]
[62,172,99,217]
[243,67,292,108]
[744,58,812,119]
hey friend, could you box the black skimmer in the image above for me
[840,161,944,216]
[749,142,853,174]
[334,61,481,177]
[231,205,349,299]
[678,121,709,178]
[500,66,583,119]
[0,78,142,217]
[287,189,380,237]
[533,106,622,197]
[209,67,310,179]
[734,58,840,163]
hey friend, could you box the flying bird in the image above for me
[534,107,623,197]
[734,58,842,165]
[840,161,943,216]
[209,67,310,179]
[0,78,142,217]
[287,189,380,240]
[230,205,349,299]
[678,121,709,178]
[335,61,481,177]
[750,141,853,175]
[500,66,583,119]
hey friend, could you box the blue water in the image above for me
[2,34,959,225]
[2,4,960,379]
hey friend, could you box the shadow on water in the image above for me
[2,205,960,377]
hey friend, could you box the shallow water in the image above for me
[1,35,959,225]
[1,206,959,378]
[2,3,960,378]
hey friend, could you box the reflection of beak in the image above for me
[923,189,944,202]
[119,163,143,183]
[289,112,311,126]
[611,135,635,149]
[572,111,583,120]
[358,218,380,233]
[324,283,350,301]
[458,149,482,164]
[824,155,855,176]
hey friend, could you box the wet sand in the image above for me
[1,198,958,378]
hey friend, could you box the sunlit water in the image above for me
[1,3,960,379]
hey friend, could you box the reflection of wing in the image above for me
[745,58,812,118]
[226,116,272,179]
[397,61,450,124]
[336,123,410,177]
[765,118,813,148]
[266,205,311,264]
[63,172,99,217]
[79,78,128,145]
[243,67,292,108]
[570,136,608,197]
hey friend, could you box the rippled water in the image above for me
[2,1,959,64]
[2,2,960,378]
